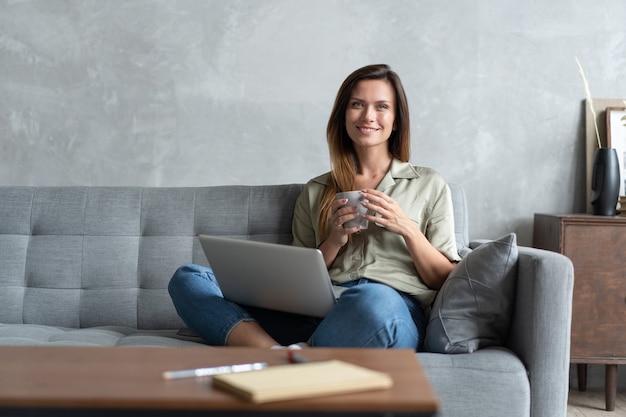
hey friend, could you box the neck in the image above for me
[353,151,393,191]
[355,149,393,178]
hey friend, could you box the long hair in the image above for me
[318,64,411,240]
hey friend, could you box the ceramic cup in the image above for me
[335,191,369,229]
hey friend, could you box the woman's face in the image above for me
[344,79,396,152]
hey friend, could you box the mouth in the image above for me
[357,127,380,134]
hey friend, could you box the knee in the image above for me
[314,283,419,349]
[168,264,193,290]
[168,264,214,297]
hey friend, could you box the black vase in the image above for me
[590,147,620,216]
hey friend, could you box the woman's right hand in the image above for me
[318,198,360,267]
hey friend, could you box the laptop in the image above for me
[198,235,344,317]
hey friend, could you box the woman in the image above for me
[168,64,460,350]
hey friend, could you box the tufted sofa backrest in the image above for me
[0,183,468,330]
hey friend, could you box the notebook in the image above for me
[212,359,393,403]
[198,235,343,317]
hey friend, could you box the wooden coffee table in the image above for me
[0,345,437,416]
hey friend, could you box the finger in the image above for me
[361,189,386,200]
[362,200,390,217]
[336,205,358,218]
[336,212,358,229]
[361,192,390,208]
[344,226,362,235]
[332,198,348,212]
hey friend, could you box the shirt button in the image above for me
[355,255,362,260]
[349,272,358,280]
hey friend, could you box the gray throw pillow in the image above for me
[424,233,518,354]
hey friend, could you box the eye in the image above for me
[350,100,364,108]
[377,104,389,110]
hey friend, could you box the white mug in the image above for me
[335,191,369,229]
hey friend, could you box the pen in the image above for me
[287,351,310,364]
[162,362,268,380]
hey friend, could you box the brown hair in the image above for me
[318,64,411,240]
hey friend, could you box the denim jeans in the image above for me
[168,264,426,349]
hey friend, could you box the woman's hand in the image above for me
[318,197,362,268]
[361,189,455,290]
[360,189,419,238]
[329,197,364,244]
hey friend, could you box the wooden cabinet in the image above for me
[533,214,626,412]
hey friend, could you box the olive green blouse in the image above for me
[292,159,461,308]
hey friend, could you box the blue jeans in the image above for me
[168,264,426,350]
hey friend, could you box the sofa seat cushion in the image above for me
[0,324,207,347]
[418,347,530,417]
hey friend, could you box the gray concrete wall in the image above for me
[1,0,626,389]
[3,1,626,245]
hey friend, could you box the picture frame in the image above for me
[584,98,626,212]
[606,106,626,196]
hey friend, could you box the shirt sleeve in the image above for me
[425,181,462,263]
[291,182,319,249]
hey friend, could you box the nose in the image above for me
[362,105,376,122]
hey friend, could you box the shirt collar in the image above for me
[311,159,419,188]
[379,159,419,190]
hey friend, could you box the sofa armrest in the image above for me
[506,246,574,417]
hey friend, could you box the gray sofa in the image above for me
[0,184,573,417]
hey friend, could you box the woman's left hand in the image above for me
[361,188,455,290]
[360,189,418,238]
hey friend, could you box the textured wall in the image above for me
[1,0,626,247]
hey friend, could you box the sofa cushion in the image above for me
[425,233,518,353]
[419,348,530,417]
[0,324,207,347]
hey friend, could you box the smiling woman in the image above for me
[169,64,461,351]
[345,79,397,157]
[320,64,411,235]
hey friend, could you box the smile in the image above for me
[357,127,379,133]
